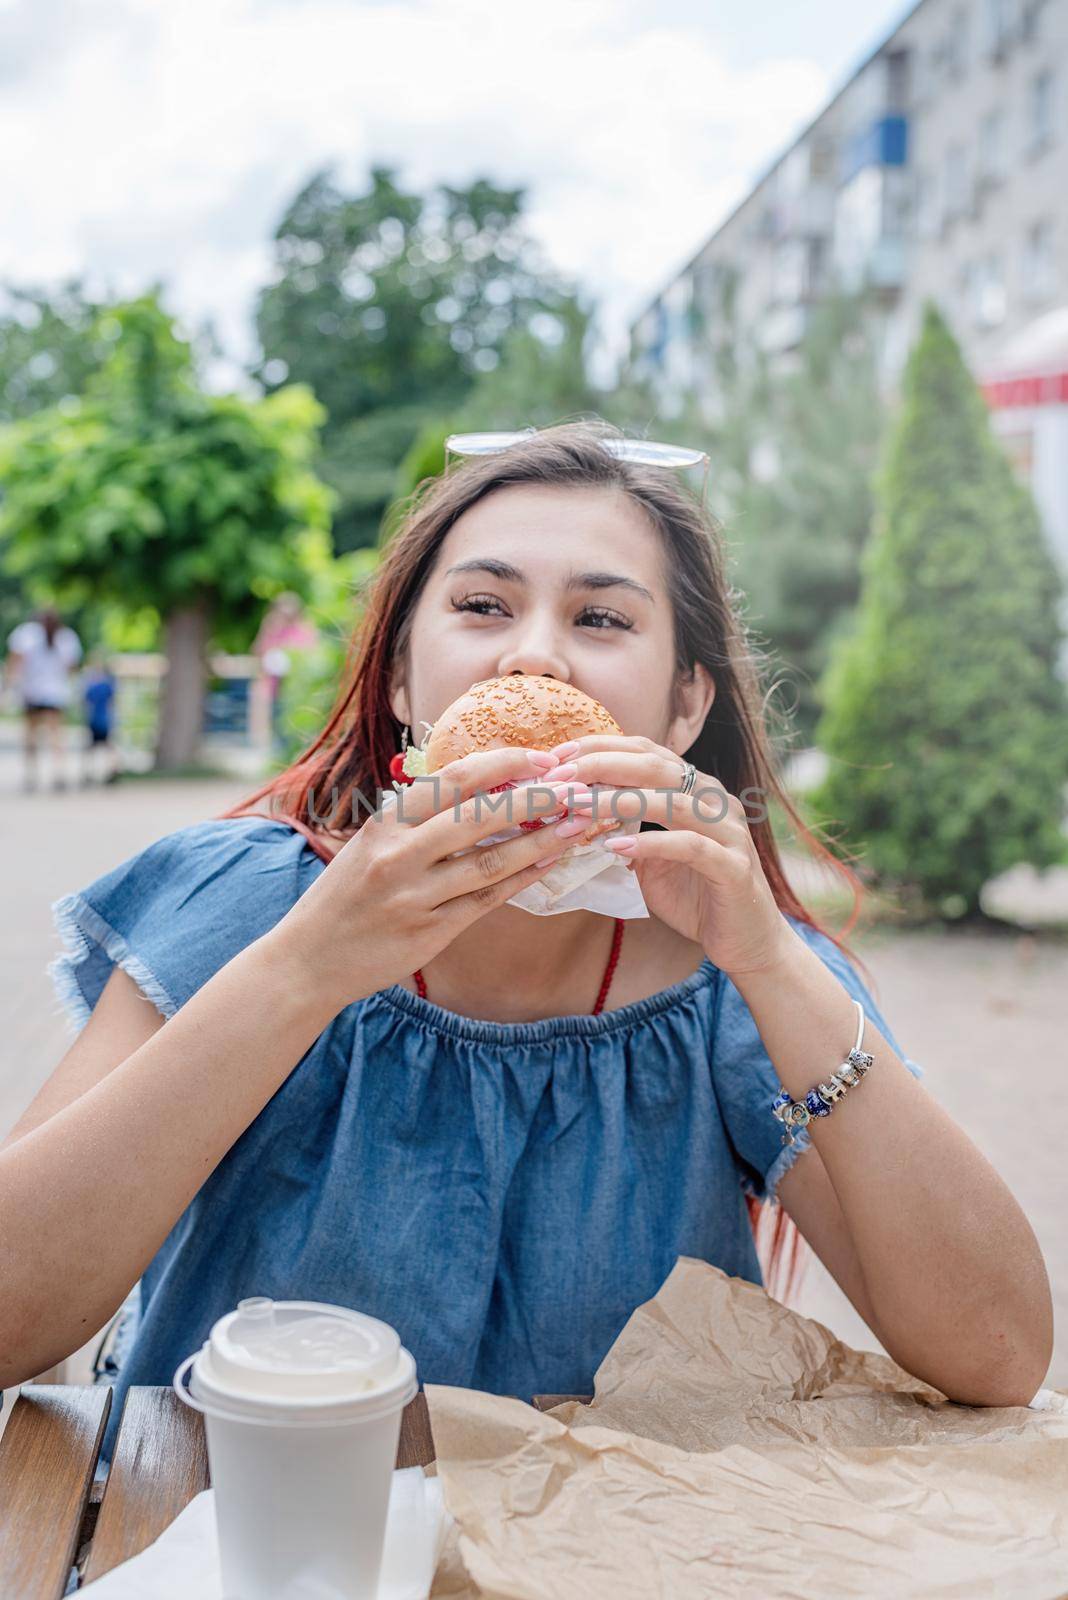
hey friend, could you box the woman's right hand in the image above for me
[266,747,619,1012]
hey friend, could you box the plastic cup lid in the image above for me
[193,1298,413,1409]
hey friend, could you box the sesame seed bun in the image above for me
[423,675,620,773]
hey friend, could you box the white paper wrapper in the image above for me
[383,780,649,920]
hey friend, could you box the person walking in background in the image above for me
[81,652,120,787]
[3,606,83,792]
[250,591,319,752]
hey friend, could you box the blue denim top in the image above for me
[45,817,923,1464]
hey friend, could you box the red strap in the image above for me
[413,918,625,1014]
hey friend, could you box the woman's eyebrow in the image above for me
[444,558,655,604]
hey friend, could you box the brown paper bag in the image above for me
[427,1258,1068,1599]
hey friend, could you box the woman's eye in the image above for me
[451,595,504,617]
[579,607,633,631]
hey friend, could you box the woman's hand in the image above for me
[543,734,793,980]
[268,747,619,1011]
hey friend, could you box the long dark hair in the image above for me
[36,607,61,647]
[223,421,864,1302]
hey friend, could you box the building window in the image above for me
[887,48,910,108]
[1018,0,1045,45]
[1028,70,1056,153]
[978,109,1005,181]
[961,259,1003,326]
[913,170,938,237]
[943,143,970,219]
[772,240,810,305]
[985,0,1015,57]
[1021,218,1057,302]
[971,254,1007,326]
[946,7,970,78]
[809,137,835,182]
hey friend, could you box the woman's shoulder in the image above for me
[50,814,322,1031]
[80,813,320,897]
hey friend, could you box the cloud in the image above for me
[0,0,829,379]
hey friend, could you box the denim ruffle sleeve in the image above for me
[48,816,314,1033]
[710,917,926,1207]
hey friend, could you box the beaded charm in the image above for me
[770,1002,874,1146]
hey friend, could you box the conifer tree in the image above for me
[813,304,1068,917]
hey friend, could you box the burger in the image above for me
[393,675,631,909]
[402,674,618,774]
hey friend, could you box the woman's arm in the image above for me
[738,924,1053,1407]
[541,733,1054,1406]
[0,743,584,1385]
[0,930,340,1387]
[1,967,166,1153]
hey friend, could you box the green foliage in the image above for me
[273,545,381,767]
[378,297,664,541]
[449,297,602,431]
[812,304,1068,917]
[394,420,451,503]
[0,281,124,646]
[0,281,113,422]
[0,296,334,646]
[254,165,585,551]
[647,281,887,742]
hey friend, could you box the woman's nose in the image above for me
[496,642,570,682]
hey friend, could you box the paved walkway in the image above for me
[2,734,1065,1426]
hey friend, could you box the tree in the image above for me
[449,297,602,430]
[380,297,601,521]
[728,293,887,740]
[0,282,117,647]
[637,279,887,744]
[0,280,113,422]
[381,294,669,539]
[811,303,1068,917]
[254,166,583,550]
[0,297,333,770]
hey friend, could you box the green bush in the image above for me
[812,304,1068,917]
[273,545,381,768]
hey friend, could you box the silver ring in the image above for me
[677,761,697,796]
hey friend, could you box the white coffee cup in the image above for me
[174,1296,418,1599]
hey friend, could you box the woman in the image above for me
[250,591,319,750]
[0,425,1051,1469]
[4,605,83,792]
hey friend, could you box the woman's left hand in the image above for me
[544,734,794,979]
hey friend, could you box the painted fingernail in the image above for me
[539,761,578,783]
[526,750,559,768]
[549,741,581,759]
[603,836,637,854]
[554,815,594,838]
[534,855,559,868]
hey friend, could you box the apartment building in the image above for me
[630,0,1068,570]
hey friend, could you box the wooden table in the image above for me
[0,1384,581,1597]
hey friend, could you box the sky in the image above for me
[0,0,912,383]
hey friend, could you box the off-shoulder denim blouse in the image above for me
[43,816,924,1465]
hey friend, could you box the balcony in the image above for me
[778,182,837,239]
[867,237,906,290]
[841,115,909,186]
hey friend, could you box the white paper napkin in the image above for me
[423,778,650,919]
[80,1467,450,1598]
